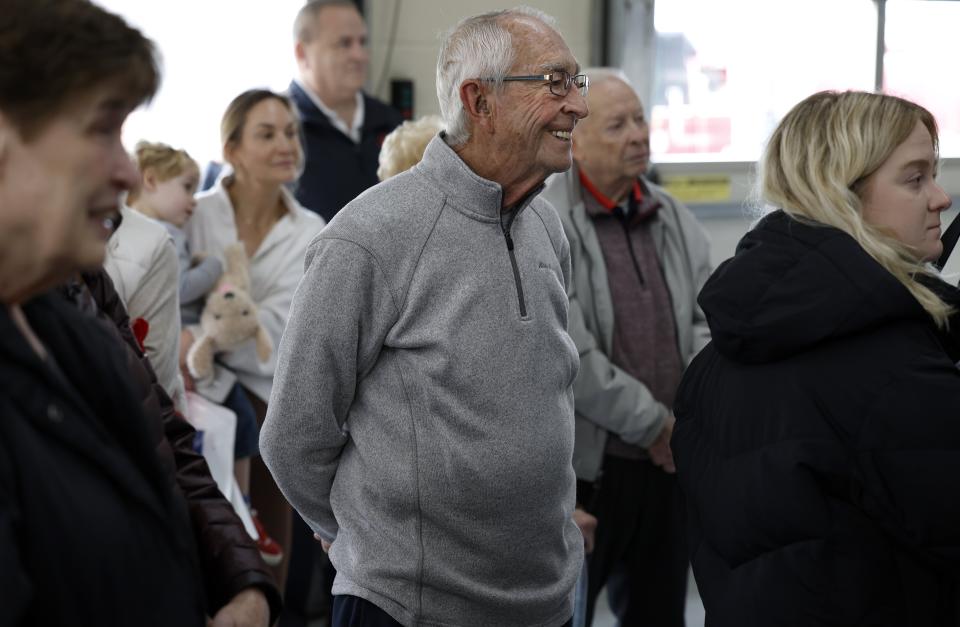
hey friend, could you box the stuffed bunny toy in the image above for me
[187,242,272,379]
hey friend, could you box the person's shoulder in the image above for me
[158,219,180,235]
[528,195,568,253]
[286,80,306,104]
[541,170,578,219]
[120,205,163,232]
[321,169,443,252]
[330,168,442,228]
[287,80,321,118]
[362,93,404,128]
[530,194,563,226]
[159,220,186,244]
[115,207,172,251]
[194,183,225,206]
[191,184,232,223]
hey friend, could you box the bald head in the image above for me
[572,70,649,201]
[294,0,359,44]
[294,0,368,102]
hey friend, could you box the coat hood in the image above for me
[701,211,928,364]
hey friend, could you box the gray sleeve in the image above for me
[659,191,713,360]
[566,280,668,448]
[166,225,222,306]
[259,236,399,542]
[684,209,714,358]
[179,255,223,306]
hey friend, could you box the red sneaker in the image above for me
[250,510,283,566]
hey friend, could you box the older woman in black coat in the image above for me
[0,2,274,625]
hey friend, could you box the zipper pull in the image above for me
[504,230,515,251]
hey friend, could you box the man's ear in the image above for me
[294,41,308,69]
[459,80,493,132]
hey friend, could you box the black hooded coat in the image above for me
[673,211,960,626]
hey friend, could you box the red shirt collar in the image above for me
[578,169,643,212]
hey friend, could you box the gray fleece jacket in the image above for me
[261,136,582,627]
[542,167,712,481]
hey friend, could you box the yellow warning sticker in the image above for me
[661,174,732,204]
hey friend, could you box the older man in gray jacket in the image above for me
[542,68,711,627]
[261,7,589,627]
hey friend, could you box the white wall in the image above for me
[365,0,594,119]
[98,0,304,168]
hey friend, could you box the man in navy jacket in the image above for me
[291,0,403,222]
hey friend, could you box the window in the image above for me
[884,0,960,157]
[96,0,304,168]
[650,0,877,162]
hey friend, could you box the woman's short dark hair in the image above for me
[0,0,160,139]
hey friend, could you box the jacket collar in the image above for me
[577,165,661,224]
[289,80,328,126]
[417,134,546,222]
[289,80,396,137]
[579,169,641,213]
[291,79,364,143]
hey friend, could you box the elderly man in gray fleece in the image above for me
[261,7,589,627]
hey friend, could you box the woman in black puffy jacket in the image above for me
[673,90,960,627]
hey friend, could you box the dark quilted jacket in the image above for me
[674,211,960,626]
[79,270,282,622]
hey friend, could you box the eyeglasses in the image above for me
[493,71,589,98]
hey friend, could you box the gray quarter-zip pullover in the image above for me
[261,135,582,627]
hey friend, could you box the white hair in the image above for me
[377,115,445,181]
[582,67,633,92]
[436,6,560,147]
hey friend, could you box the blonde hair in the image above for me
[761,90,951,327]
[377,115,444,180]
[127,140,199,203]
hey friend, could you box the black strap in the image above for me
[935,214,960,270]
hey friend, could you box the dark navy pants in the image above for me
[332,595,401,626]
[332,595,573,626]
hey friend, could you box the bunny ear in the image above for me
[221,242,252,292]
[224,241,247,262]
[223,242,248,270]
[255,326,273,362]
[187,335,216,379]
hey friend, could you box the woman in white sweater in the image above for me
[184,89,325,587]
